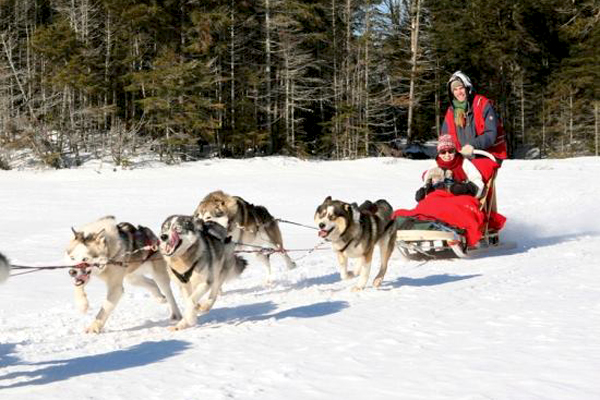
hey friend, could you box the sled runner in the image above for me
[394,150,510,259]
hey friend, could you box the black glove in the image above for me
[449,182,478,196]
[415,182,432,202]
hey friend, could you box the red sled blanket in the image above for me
[393,190,506,246]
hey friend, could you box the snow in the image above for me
[1,156,600,399]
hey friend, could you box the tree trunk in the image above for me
[520,77,525,144]
[569,90,573,147]
[541,92,546,158]
[595,101,598,157]
[407,0,421,142]
[435,59,440,136]
[265,0,273,154]
[332,0,340,158]
[104,9,112,131]
[230,0,236,132]
[345,0,351,157]
[1,33,37,123]
[364,2,370,156]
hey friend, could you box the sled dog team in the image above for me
[66,190,396,332]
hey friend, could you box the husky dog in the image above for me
[66,216,182,333]
[314,197,397,291]
[0,252,9,283]
[159,215,247,330]
[194,190,296,283]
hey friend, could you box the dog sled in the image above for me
[394,150,512,259]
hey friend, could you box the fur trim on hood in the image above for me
[447,70,474,103]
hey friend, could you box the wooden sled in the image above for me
[396,150,510,259]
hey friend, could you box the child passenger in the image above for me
[415,134,484,202]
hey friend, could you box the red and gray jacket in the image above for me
[441,71,507,160]
[442,95,507,160]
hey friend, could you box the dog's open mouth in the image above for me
[163,230,182,256]
[69,264,92,286]
[318,227,333,238]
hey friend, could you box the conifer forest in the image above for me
[0,0,598,167]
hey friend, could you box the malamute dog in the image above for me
[314,197,397,291]
[194,190,296,283]
[66,216,182,333]
[159,215,247,330]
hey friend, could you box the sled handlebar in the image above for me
[472,149,497,163]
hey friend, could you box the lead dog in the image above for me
[314,196,397,291]
[66,216,182,333]
[194,190,296,283]
[159,215,247,330]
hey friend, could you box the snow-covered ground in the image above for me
[1,156,599,400]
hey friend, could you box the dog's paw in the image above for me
[169,319,192,331]
[372,277,383,288]
[351,285,365,292]
[195,302,213,313]
[168,325,183,332]
[85,321,103,334]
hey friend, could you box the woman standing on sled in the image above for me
[415,134,483,202]
[441,71,507,182]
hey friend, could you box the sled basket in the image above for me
[396,150,500,259]
[395,216,468,258]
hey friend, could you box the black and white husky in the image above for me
[66,216,182,333]
[194,190,296,283]
[314,197,397,291]
[159,215,247,330]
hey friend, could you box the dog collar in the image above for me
[170,264,196,284]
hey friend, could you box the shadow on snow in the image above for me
[0,340,191,389]
[201,300,349,325]
[0,343,21,369]
[384,273,481,289]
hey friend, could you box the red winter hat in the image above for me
[437,134,455,152]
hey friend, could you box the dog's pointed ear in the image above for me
[71,227,84,240]
[324,196,332,203]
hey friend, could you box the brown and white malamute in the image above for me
[314,197,397,291]
[194,190,296,283]
[66,216,182,333]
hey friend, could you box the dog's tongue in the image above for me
[318,229,328,238]
[167,231,180,253]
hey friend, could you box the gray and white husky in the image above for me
[159,215,247,330]
[66,216,182,333]
[194,190,296,283]
[314,197,397,291]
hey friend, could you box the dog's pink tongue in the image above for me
[318,229,328,238]
[168,231,180,252]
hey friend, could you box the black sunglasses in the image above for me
[439,149,456,155]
